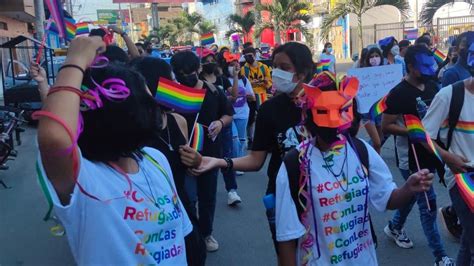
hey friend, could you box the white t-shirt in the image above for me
[275,139,396,266]
[229,77,254,120]
[320,53,336,73]
[423,84,474,189]
[37,147,192,265]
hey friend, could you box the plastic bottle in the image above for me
[416,97,428,119]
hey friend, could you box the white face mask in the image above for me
[391,45,400,56]
[228,66,234,75]
[272,68,297,94]
[369,56,381,66]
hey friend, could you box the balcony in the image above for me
[0,0,35,23]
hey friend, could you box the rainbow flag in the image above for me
[369,95,388,120]
[255,93,267,109]
[433,49,446,64]
[404,114,443,162]
[44,0,66,38]
[403,28,418,40]
[316,59,331,72]
[455,172,474,212]
[191,123,205,151]
[65,18,76,41]
[200,32,215,46]
[156,77,206,113]
[76,22,89,35]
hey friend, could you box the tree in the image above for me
[255,0,313,44]
[226,11,255,41]
[198,20,217,35]
[420,0,473,27]
[320,0,410,50]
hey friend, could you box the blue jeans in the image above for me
[220,125,237,192]
[450,185,474,265]
[391,169,447,260]
[233,118,248,158]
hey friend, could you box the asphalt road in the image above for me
[0,62,460,265]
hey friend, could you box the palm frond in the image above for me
[320,1,350,41]
[374,0,411,19]
[225,28,243,38]
[254,21,274,38]
[420,0,471,26]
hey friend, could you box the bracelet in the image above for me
[223,157,234,172]
[47,86,96,101]
[218,119,225,128]
[59,64,85,76]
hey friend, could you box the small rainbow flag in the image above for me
[200,32,215,46]
[255,93,267,109]
[455,172,474,212]
[45,0,66,38]
[191,123,205,151]
[404,114,443,162]
[433,49,446,64]
[156,77,206,113]
[369,95,388,120]
[65,18,76,41]
[76,22,89,35]
[316,59,331,72]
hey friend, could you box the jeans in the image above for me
[391,169,447,260]
[450,185,474,266]
[185,169,219,237]
[220,125,237,192]
[234,118,249,157]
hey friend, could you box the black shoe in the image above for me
[439,206,462,240]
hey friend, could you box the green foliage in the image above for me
[420,0,473,26]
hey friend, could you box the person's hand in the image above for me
[65,36,106,70]
[179,145,202,168]
[107,25,124,35]
[232,63,240,77]
[444,152,469,174]
[191,156,223,175]
[208,120,223,140]
[30,62,47,83]
[406,169,434,193]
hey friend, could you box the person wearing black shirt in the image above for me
[192,42,315,259]
[382,45,454,266]
[171,51,234,253]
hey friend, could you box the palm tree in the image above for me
[320,0,410,50]
[226,11,255,41]
[420,0,473,27]
[198,20,217,35]
[255,0,313,44]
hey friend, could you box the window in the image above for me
[0,21,7,31]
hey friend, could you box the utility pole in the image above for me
[34,0,46,41]
[151,3,160,30]
[65,0,73,17]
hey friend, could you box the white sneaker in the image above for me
[435,256,455,266]
[236,171,244,176]
[384,223,414,249]
[204,235,219,252]
[227,191,242,206]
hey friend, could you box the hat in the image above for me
[195,47,215,58]
[378,36,395,49]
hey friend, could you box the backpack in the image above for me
[283,137,378,246]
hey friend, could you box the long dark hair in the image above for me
[272,42,314,82]
[129,57,173,96]
[365,47,383,67]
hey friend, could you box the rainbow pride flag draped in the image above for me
[455,172,474,212]
[404,114,443,162]
[200,32,215,46]
[255,93,267,109]
[156,77,206,113]
[76,22,90,35]
[369,95,388,120]
[44,0,66,38]
[316,59,331,72]
[191,123,205,151]
[65,18,77,41]
[433,49,446,64]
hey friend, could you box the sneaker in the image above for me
[384,223,414,249]
[439,206,462,240]
[434,256,455,266]
[227,191,242,206]
[204,235,219,252]
[236,171,244,176]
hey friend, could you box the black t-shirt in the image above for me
[182,82,234,158]
[251,93,305,194]
[213,75,233,94]
[385,80,439,171]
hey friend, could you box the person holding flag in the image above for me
[381,44,454,266]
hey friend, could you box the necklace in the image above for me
[159,125,174,151]
[320,143,349,192]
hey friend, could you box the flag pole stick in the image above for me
[36,19,52,64]
[188,112,200,146]
[411,143,432,211]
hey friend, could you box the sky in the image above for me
[72,0,121,21]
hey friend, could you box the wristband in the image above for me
[223,157,234,172]
[59,64,85,76]
[218,119,224,128]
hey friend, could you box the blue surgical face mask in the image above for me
[415,53,437,76]
[467,43,474,67]
[327,47,333,53]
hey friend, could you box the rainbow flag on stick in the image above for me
[44,0,66,38]
[76,22,90,35]
[455,172,474,212]
[156,77,206,113]
[369,95,388,120]
[200,32,215,46]
[316,59,331,72]
[404,114,443,162]
[65,18,77,41]
[433,49,446,64]
[255,93,267,109]
[191,123,205,151]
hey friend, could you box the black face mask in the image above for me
[178,73,198,87]
[417,74,434,84]
[244,55,255,64]
[202,63,217,74]
[317,127,339,145]
[451,56,458,64]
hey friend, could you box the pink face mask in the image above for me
[369,56,381,66]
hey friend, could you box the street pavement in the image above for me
[0,62,460,265]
